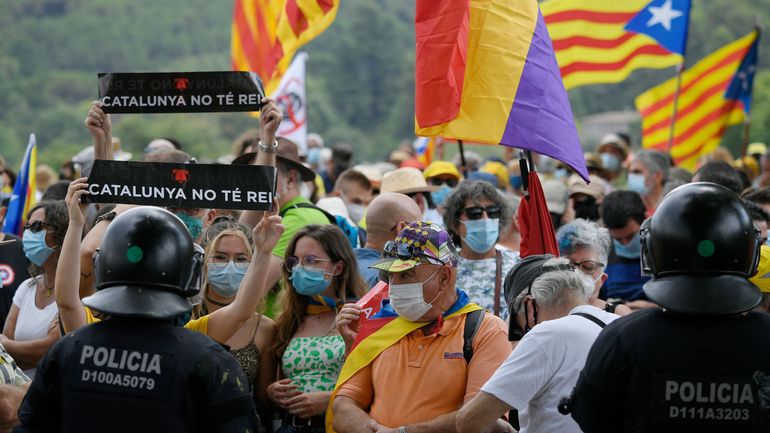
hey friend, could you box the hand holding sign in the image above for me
[336,303,362,350]
[65,178,90,227]
[84,101,112,147]
[252,206,285,254]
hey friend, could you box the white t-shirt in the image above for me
[481,305,618,433]
[12,278,58,377]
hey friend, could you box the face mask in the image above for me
[307,147,321,165]
[430,185,453,207]
[461,218,499,254]
[299,182,313,200]
[176,212,204,240]
[290,266,332,296]
[627,173,648,195]
[347,203,366,224]
[554,168,569,181]
[509,175,522,189]
[389,269,441,322]
[614,232,641,259]
[600,153,621,172]
[23,229,55,266]
[274,173,289,203]
[207,261,247,298]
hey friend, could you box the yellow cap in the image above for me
[423,160,460,180]
[749,245,770,293]
[480,161,508,189]
[747,142,767,156]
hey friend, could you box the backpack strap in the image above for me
[463,309,486,363]
[571,312,606,328]
[493,250,503,316]
[279,202,335,224]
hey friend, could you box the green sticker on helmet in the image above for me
[697,240,715,257]
[127,246,144,263]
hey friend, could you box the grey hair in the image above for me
[513,257,593,313]
[633,150,670,183]
[556,218,611,265]
[442,180,513,246]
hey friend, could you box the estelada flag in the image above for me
[231,0,338,95]
[2,134,37,236]
[542,0,685,90]
[415,0,588,182]
[518,171,559,258]
[635,31,758,170]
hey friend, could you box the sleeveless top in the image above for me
[230,315,262,386]
[281,335,345,393]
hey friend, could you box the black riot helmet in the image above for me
[84,207,204,319]
[641,182,761,315]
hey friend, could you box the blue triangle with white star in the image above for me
[625,0,691,56]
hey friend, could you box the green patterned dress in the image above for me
[281,335,345,393]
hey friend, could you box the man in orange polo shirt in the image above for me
[331,222,512,433]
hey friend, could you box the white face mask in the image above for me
[389,269,441,322]
[274,173,289,203]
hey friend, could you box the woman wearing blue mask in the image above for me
[443,181,519,320]
[268,224,367,433]
[2,200,67,378]
[196,219,277,428]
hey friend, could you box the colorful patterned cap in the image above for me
[370,221,459,273]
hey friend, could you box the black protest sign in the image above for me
[84,160,276,211]
[98,71,265,114]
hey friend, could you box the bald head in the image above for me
[365,193,422,247]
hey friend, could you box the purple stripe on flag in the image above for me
[501,9,588,181]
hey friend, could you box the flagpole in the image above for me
[666,63,685,154]
[741,114,751,158]
[458,139,468,179]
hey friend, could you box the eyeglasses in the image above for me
[570,260,604,275]
[23,221,56,233]
[458,205,501,220]
[284,255,333,272]
[209,254,251,270]
[428,178,458,188]
[383,241,445,265]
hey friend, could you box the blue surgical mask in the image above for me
[176,212,204,240]
[22,229,54,266]
[509,175,522,189]
[307,147,321,165]
[627,173,648,195]
[600,153,621,172]
[290,266,332,296]
[554,168,569,181]
[613,232,641,259]
[207,261,247,298]
[462,218,499,254]
[431,185,453,207]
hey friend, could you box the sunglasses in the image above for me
[23,221,56,233]
[458,205,501,220]
[383,241,445,264]
[570,260,604,275]
[284,255,333,272]
[428,178,458,188]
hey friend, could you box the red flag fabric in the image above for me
[518,172,558,257]
[414,0,470,128]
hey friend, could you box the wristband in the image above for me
[258,139,278,154]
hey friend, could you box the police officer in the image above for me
[16,207,259,432]
[567,182,770,433]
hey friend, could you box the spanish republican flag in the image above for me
[230,0,338,95]
[635,31,758,170]
[542,0,683,90]
[415,0,588,181]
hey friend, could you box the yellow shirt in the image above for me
[80,306,209,335]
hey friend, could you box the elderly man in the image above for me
[444,180,518,319]
[353,193,423,288]
[332,222,510,433]
[456,256,618,433]
[627,150,670,216]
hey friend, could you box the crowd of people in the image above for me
[0,99,770,432]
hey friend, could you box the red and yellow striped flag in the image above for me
[231,0,338,95]
[541,0,682,90]
[636,31,757,170]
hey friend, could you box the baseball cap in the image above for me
[480,161,509,189]
[423,161,460,180]
[748,142,767,156]
[597,133,630,160]
[370,221,459,273]
[750,245,770,293]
